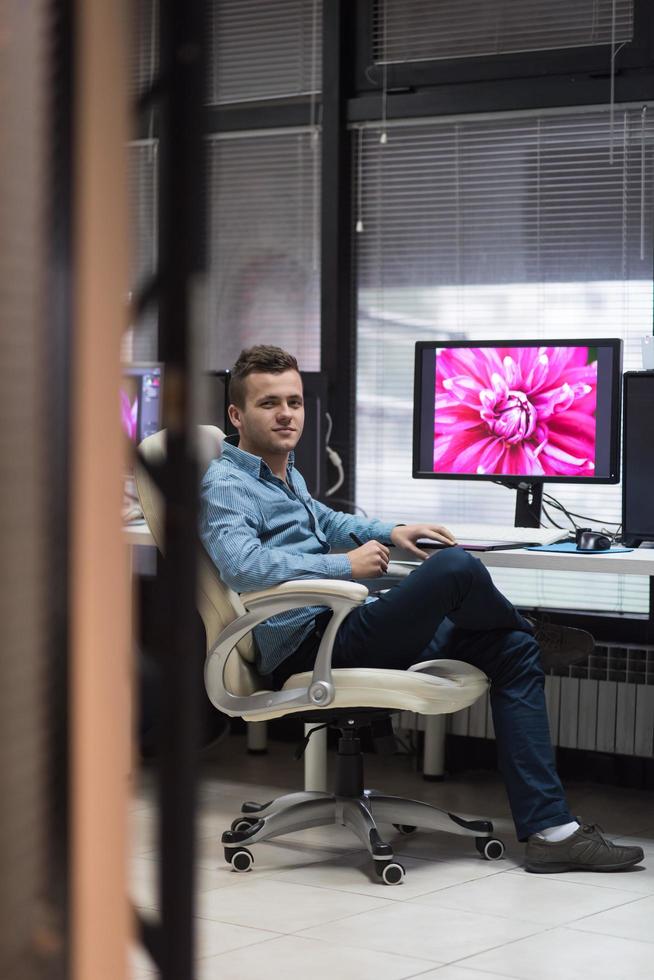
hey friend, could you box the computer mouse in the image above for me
[576,530,612,552]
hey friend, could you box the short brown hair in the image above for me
[229,345,300,407]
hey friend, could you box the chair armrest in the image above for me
[241,579,368,606]
[204,579,369,718]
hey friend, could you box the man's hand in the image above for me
[390,523,457,560]
[348,539,390,578]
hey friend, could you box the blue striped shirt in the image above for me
[199,441,396,674]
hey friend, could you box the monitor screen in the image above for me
[413,340,621,483]
[120,363,162,444]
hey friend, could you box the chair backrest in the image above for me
[135,426,263,698]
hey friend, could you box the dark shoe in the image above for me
[525,824,644,873]
[525,615,594,671]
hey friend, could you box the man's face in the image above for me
[229,369,304,458]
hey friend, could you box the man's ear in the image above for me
[227,403,242,430]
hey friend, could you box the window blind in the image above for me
[131,0,158,100]
[208,0,322,105]
[354,104,654,615]
[128,0,159,363]
[374,0,634,64]
[126,141,158,362]
[206,128,321,371]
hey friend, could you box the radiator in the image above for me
[399,643,654,758]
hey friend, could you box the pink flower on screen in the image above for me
[433,346,597,477]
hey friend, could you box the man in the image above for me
[200,344,643,874]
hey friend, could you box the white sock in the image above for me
[532,820,580,843]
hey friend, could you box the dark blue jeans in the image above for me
[275,547,573,840]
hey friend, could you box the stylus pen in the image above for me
[349,532,388,574]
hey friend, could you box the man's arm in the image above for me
[311,498,396,549]
[199,478,352,594]
[311,498,456,559]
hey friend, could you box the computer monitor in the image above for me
[120,363,163,445]
[413,339,622,526]
[622,371,654,546]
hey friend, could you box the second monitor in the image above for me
[413,339,622,524]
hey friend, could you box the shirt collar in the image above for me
[222,441,295,480]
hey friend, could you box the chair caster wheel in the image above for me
[376,861,406,885]
[227,848,254,872]
[231,817,256,833]
[476,837,505,861]
[393,824,417,835]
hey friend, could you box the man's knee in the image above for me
[430,545,478,578]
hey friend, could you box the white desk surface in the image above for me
[390,546,654,577]
[476,546,654,577]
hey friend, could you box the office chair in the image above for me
[136,426,505,885]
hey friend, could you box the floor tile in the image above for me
[129,856,159,910]
[192,833,355,874]
[129,921,279,974]
[409,870,640,926]
[392,826,523,867]
[299,899,544,964]
[411,967,521,980]
[195,917,279,958]
[507,862,653,896]
[271,850,514,901]
[461,925,654,980]
[130,945,158,979]
[567,893,654,944]
[129,852,265,910]
[130,808,158,856]
[197,877,391,933]
[273,822,370,852]
[194,934,437,980]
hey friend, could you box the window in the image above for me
[207,129,321,370]
[355,104,653,614]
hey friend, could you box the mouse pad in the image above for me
[527,542,633,554]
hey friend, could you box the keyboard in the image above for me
[442,523,569,546]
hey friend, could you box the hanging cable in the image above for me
[356,126,364,233]
[641,105,647,261]
[380,0,388,144]
[310,0,320,272]
[609,0,627,165]
[324,411,345,496]
[147,0,158,163]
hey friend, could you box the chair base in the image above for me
[221,721,506,884]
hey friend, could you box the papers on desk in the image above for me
[526,542,633,554]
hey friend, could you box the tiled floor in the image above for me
[130,735,654,979]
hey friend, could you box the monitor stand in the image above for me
[513,481,543,529]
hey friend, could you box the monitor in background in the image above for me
[413,339,622,527]
[622,371,654,547]
[121,363,163,445]
[205,369,328,500]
